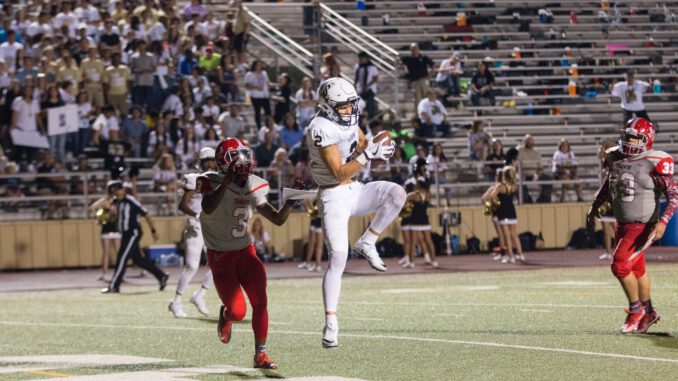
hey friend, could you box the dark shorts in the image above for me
[233,33,247,53]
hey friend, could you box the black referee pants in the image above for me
[109,229,166,290]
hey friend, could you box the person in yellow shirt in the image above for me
[80,46,105,109]
[103,53,131,117]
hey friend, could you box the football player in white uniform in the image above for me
[168,147,217,318]
[306,77,407,348]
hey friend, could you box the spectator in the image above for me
[295,76,317,129]
[484,139,506,182]
[417,89,451,138]
[244,60,270,129]
[232,0,252,68]
[517,134,552,203]
[216,55,239,101]
[552,139,584,202]
[121,106,148,158]
[198,44,221,81]
[250,217,273,262]
[320,52,341,80]
[399,43,434,109]
[147,119,172,158]
[426,142,450,201]
[255,129,280,168]
[11,84,43,163]
[75,91,95,155]
[610,71,651,124]
[80,46,105,109]
[193,78,211,105]
[200,126,220,149]
[177,49,197,77]
[1,161,23,211]
[0,30,23,75]
[202,96,220,120]
[103,53,131,117]
[272,73,292,123]
[390,121,416,160]
[218,103,246,140]
[279,113,304,150]
[269,147,295,190]
[175,126,201,169]
[435,51,462,97]
[408,146,428,176]
[129,40,156,109]
[153,153,177,215]
[183,0,209,21]
[468,120,491,161]
[388,146,408,185]
[56,50,81,97]
[294,148,314,186]
[354,51,379,119]
[41,84,66,162]
[258,115,281,144]
[470,61,496,107]
[16,56,38,86]
[100,128,129,180]
[162,85,184,116]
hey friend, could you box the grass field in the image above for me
[1,265,678,381]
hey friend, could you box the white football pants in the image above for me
[175,219,213,296]
[320,181,406,312]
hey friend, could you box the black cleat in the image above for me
[101,287,119,294]
[159,274,169,291]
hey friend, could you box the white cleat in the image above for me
[353,240,387,272]
[190,291,209,316]
[298,262,309,269]
[424,253,432,264]
[397,256,408,265]
[168,300,187,318]
[322,323,339,348]
[599,252,613,260]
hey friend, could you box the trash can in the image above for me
[659,201,678,245]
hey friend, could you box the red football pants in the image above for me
[207,244,268,343]
[612,223,650,279]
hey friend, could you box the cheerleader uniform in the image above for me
[310,215,322,233]
[497,190,517,225]
[101,216,121,240]
[599,203,616,224]
[401,178,417,231]
[410,192,431,231]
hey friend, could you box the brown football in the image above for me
[370,130,392,168]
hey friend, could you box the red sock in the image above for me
[252,304,268,343]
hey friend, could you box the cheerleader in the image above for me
[299,196,324,272]
[398,177,416,268]
[482,168,507,261]
[401,158,438,268]
[89,181,122,281]
[597,139,616,260]
[483,166,524,264]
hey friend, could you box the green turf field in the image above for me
[1,265,678,381]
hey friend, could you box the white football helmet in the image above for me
[317,77,360,128]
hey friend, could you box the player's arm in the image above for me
[650,157,678,240]
[319,144,365,183]
[201,175,231,215]
[481,184,500,203]
[587,176,611,225]
[256,200,294,226]
[178,189,199,218]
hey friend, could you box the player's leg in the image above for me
[352,181,407,271]
[493,219,506,260]
[208,249,247,344]
[238,245,277,369]
[405,230,419,268]
[612,223,647,332]
[100,238,110,281]
[600,221,614,259]
[313,230,324,270]
[170,225,203,317]
[319,185,354,347]
[634,253,660,332]
[304,229,317,271]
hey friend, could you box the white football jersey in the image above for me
[197,172,269,251]
[306,115,359,186]
[182,173,203,219]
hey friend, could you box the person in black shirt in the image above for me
[254,129,279,167]
[399,43,434,110]
[484,138,506,182]
[272,73,291,124]
[470,61,496,107]
[102,181,169,293]
[101,127,130,180]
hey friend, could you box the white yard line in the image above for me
[520,309,553,313]
[2,320,678,365]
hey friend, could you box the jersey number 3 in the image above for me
[232,207,248,238]
[612,172,635,203]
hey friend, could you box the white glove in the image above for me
[356,139,396,165]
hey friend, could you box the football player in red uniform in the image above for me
[197,138,294,369]
[588,118,678,333]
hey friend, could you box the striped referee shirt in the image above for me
[115,195,149,232]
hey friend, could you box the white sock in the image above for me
[325,314,338,327]
[195,287,207,298]
[173,294,182,303]
[360,229,379,245]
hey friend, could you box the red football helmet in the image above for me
[620,118,655,156]
[215,138,253,181]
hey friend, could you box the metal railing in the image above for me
[318,3,401,115]
[245,6,316,78]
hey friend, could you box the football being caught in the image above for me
[370,131,392,168]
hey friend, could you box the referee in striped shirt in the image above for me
[102,181,169,293]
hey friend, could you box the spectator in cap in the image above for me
[435,51,462,97]
[354,51,379,119]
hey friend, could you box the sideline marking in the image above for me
[28,370,73,378]
[520,309,552,313]
[2,321,678,365]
